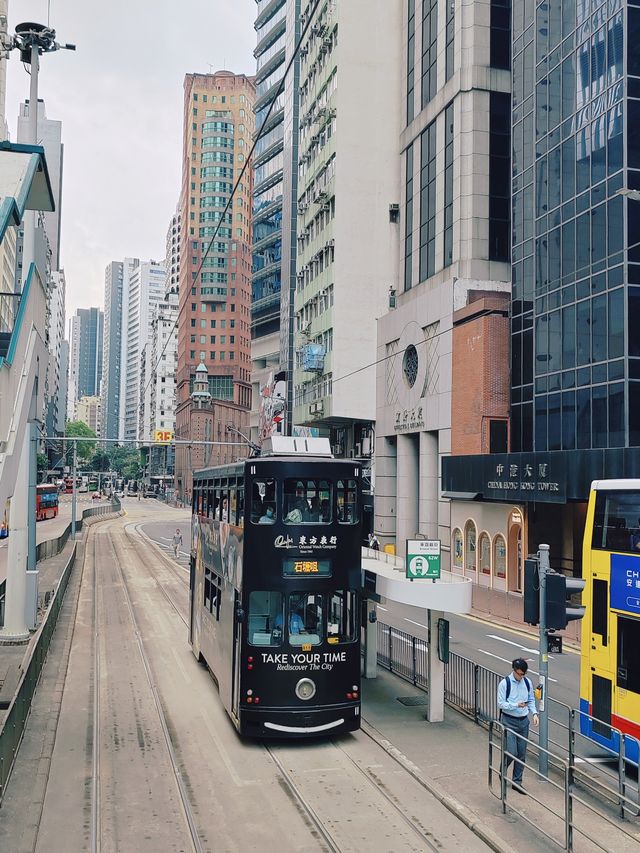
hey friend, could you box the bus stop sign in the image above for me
[406,539,441,580]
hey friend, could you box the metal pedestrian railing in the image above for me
[488,720,640,851]
[377,620,640,829]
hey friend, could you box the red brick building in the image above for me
[174,71,256,501]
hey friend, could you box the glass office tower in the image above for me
[510,0,629,452]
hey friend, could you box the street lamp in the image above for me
[616,188,640,202]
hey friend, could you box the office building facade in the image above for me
[174,71,255,501]
[375,0,512,563]
[121,259,165,442]
[442,0,639,599]
[68,307,104,418]
[101,261,124,440]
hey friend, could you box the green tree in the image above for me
[90,451,110,473]
[36,453,48,483]
[65,421,97,463]
[108,446,141,481]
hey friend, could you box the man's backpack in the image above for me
[504,674,531,699]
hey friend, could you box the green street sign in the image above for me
[406,539,441,579]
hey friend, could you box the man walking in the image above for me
[172,528,183,558]
[497,657,539,793]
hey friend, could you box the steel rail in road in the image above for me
[106,526,203,853]
[91,533,102,853]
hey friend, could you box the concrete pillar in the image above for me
[374,436,397,543]
[419,431,439,540]
[0,428,31,642]
[363,604,378,679]
[426,608,445,722]
[396,433,419,552]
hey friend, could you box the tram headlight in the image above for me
[295,677,316,701]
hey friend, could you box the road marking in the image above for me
[476,648,558,682]
[574,756,616,765]
[487,633,555,660]
[377,605,388,612]
[404,618,428,629]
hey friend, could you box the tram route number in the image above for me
[261,651,347,672]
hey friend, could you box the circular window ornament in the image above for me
[402,344,419,388]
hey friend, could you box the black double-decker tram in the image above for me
[189,437,362,738]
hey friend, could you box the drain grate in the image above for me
[397,695,428,706]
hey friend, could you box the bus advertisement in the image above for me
[36,484,59,521]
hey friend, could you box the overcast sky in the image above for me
[6,0,256,321]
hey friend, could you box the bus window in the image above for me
[248,591,283,646]
[287,592,323,645]
[283,479,332,524]
[327,591,357,643]
[593,490,640,553]
[337,480,358,524]
[251,479,276,523]
[617,615,640,694]
[592,579,608,645]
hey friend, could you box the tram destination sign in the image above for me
[282,558,331,577]
[406,539,441,580]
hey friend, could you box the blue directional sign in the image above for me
[610,553,640,616]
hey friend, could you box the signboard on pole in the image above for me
[406,539,441,580]
[154,430,173,444]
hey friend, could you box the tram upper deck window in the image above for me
[248,591,283,646]
[327,590,357,643]
[337,479,358,524]
[593,491,640,554]
[283,479,332,524]
[251,479,277,524]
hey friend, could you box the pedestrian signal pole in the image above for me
[538,544,550,778]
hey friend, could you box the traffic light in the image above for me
[438,618,450,663]
[545,572,586,630]
[524,558,540,625]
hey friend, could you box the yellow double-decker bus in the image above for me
[580,480,640,762]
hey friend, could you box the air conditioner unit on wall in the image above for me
[309,400,324,415]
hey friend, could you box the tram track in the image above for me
[263,731,487,852]
[90,523,203,853]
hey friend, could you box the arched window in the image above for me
[479,532,491,574]
[452,528,463,569]
[493,534,507,578]
[464,520,477,573]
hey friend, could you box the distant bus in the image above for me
[63,476,82,494]
[36,484,59,521]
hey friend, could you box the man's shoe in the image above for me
[512,782,527,795]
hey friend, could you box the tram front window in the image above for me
[248,591,283,646]
[286,592,323,645]
[327,591,357,643]
[284,479,332,524]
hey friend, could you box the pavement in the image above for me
[0,509,636,851]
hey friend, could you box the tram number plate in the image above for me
[301,643,312,652]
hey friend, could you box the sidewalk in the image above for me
[362,667,639,852]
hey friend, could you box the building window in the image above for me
[446,0,455,80]
[443,103,454,267]
[452,528,463,569]
[407,0,416,123]
[404,144,414,291]
[493,534,506,578]
[419,120,437,281]
[489,92,511,261]
[479,532,491,575]
[490,0,511,70]
[464,520,477,573]
[421,0,438,107]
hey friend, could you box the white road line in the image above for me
[487,633,555,660]
[377,605,388,612]
[477,649,559,683]
[404,618,428,629]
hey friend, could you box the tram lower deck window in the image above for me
[248,591,283,646]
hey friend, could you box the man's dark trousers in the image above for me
[501,713,530,783]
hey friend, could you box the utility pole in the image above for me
[71,441,77,538]
[0,21,74,643]
[538,544,550,778]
